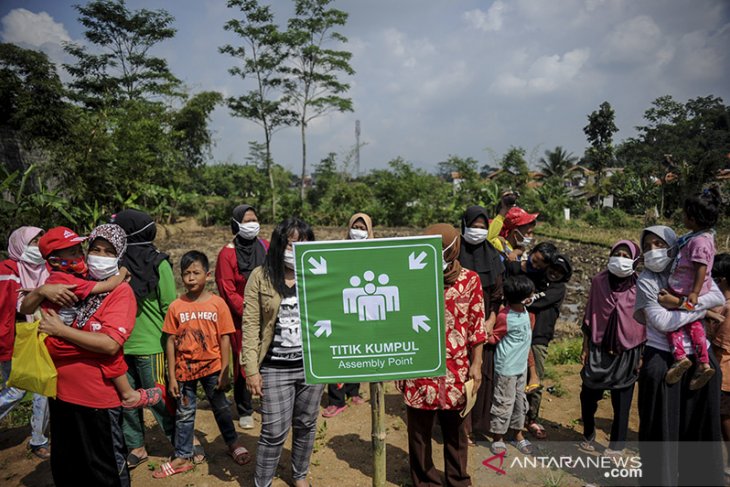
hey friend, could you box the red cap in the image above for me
[500,207,539,236]
[38,227,87,259]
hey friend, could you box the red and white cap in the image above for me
[38,226,87,258]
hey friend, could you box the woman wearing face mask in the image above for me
[398,224,486,487]
[22,224,138,486]
[458,206,504,443]
[0,227,51,459]
[322,213,372,418]
[215,204,269,429]
[242,217,322,487]
[579,240,645,455]
[634,225,724,486]
[109,209,184,469]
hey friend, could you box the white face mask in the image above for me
[463,227,488,245]
[607,256,635,278]
[87,254,119,280]
[236,221,260,240]
[349,228,368,240]
[284,249,295,270]
[20,245,45,265]
[442,237,457,271]
[515,229,533,247]
[644,248,672,273]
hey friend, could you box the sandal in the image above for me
[579,435,596,452]
[126,452,149,469]
[30,444,51,460]
[152,460,194,479]
[525,383,543,394]
[511,438,534,455]
[229,445,251,465]
[124,387,163,409]
[689,366,715,391]
[526,421,547,440]
[490,440,507,456]
[192,444,206,465]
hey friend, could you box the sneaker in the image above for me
[350,395,366,405]
[689,366,715,390]
[239,415,254,429]
[665,357,692,385]
[321,405,346,418]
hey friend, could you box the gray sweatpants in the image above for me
[489,371,528,435]
[255,366,324,487]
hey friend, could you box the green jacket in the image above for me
[241,266,282,377]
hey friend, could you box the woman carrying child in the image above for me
[579,240,645,455]
[242,218,323,487]
[400,224,485,487]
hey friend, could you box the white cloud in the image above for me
[464,1,506,32]
[601,15,669,65]
[490,48,590,95]
[1,8,70,48]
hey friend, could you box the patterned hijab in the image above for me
[76,224,127,328]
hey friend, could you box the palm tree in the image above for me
[539,146,578,180]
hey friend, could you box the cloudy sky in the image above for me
[2,0,729,174]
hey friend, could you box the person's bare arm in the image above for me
[688,262,707,306]
[166,334,179,399]
[18,284,78,314]
[218,334,231,391]
[90,268,129,295]
[468,343,484,392]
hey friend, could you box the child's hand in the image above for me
[168,378,179,399]
[688,292,699,306]
[217,368,231,392]
[658,289,681,309]
[706,309,725,323]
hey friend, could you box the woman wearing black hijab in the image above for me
[459,205,505,443]
[215,204,269,429]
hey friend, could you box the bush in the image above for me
[546,338,582,365]
[583,207,633,228]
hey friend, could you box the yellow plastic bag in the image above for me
[7,321,57,398]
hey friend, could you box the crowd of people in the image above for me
[0,187,727,486]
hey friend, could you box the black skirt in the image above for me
[580,342,643,390]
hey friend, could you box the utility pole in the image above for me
[355,119,361,177]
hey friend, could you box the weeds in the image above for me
[546,338,583,366]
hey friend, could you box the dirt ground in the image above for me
[0,220,638,486]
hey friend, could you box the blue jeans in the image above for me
[0,360,49,448]
[175,372,236,459]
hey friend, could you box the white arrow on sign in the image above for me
[314,320,332,338]
[408,251,428,270]
[308,256,327,275]
[412,315,431,333]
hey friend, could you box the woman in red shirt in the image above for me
[22,224,137,487]
[400,224,486,487]
[215,204,268,429]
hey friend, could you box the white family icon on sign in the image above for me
[342,270,400,321]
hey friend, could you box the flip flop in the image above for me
[229,445,251,465]
[30,445,50,460]
[511,438,534,455]
[490,440,507,456]
[126,452,149,469]
[193,444,206,465]
[152,461,194,479]
[526,421,547,440]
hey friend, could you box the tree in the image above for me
[221,0,297,220]
[64,0,181,108]
[171,91,223,169]
[497,146,530,193]
[539,146,577,180]
[284,0,354,203]
[583,101,619,192]
[619,95,730,215]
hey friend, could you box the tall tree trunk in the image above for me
[300,121,307,204]
[370,382,386,487]
[265,134,276,221]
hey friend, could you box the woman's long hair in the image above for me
[262,217,315,295]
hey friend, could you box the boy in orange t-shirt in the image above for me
[154,251,249,479]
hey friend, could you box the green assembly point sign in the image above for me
[294,236,446,383]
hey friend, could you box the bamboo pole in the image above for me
[370,381,386,487]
